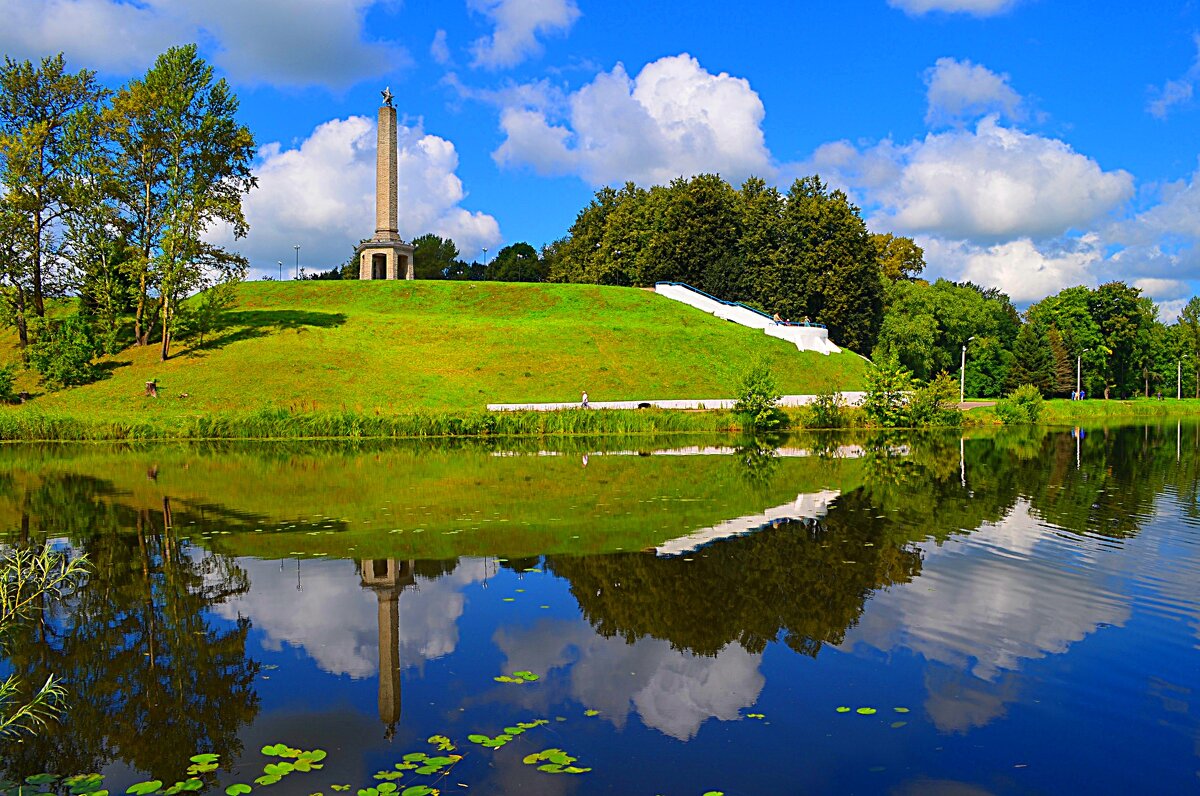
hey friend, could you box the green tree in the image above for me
[862,358,913,427]
[1046,327,1074,397]
[871,233,925,281]
[1178,296,1200,397]
[109,45,256,360]
[1007,323,1054,395]
[411,233,459,280]
[486,241,547,282]
[733,361,785,431]
[1088,281,1154,399]
[0,54,107,344]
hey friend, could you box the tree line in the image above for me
[398,172,1198,401]
[0,46,255,374]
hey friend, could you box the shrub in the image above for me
[906,372,962,426]
[26,316,98,390]
[996,383,1044,424]
[733,362,786,431]
[805,390,845,428]
[0,365,16,404]
[862,358,913,428]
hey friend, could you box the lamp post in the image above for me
[960,336,976,405]
[1077,348,1090,399]
[1179,355,1189,400]
[277,260,282,281]
[482,247,489,267]
[293,244,300,280]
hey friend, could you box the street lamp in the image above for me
[277,260,282,281]
[1178,354,1189,400]
[293,244,300,280]
[1077,348,1090,399]
[960,336,976,405]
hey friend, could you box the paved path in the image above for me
[959,401,997,410]
[488,392,869,412]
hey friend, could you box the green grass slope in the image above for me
[3,280,868,419]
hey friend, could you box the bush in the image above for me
[862,358,913,428]
[906,372,962,426]
[996,383,1044,424]
[804,390,845,428]
[733,362,786,431]
[0,365,16,404]
[26,316,98,390]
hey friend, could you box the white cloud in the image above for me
[468,0,580,69]
[888,0,1019,15]
[431,29,452,65]
[921,235,1103,303]
[1148,35,1200,119]
[215,558,489,678]
[207,115,501,276]
[0,0,409,88]
[493,54,771,186]
[1133,278,1190,301]
[924,57,1024,126]
[815,117,1133,243]
[494,619,764,740]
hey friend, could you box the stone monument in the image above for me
[357,87,415,280]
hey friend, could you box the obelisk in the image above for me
[357,87,415,280]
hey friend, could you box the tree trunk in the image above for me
[31,210,45,318]
[159,300,171,361]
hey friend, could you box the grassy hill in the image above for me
[1,280,868,424]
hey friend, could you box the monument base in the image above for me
[357,240,416,280]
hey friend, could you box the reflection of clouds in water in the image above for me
[844,501,1129,681]
[495,620,763,740]
[215,557,487,678]
[841,502,1130,731]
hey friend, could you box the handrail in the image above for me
[655,281,827,328]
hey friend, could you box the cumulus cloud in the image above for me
[925,57,1025,126]
[0,0,408,88]
[215,558,489,678]
[493,53,771,186]
[469,0,581,69]
[921,236,1103,303]
[494,619,764,740]
[888,0,1019,15]
[814,117,1132,243]
[1148,35,1200,119]
[207,115,501,276]
[431,29,452,65]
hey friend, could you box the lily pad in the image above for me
[856,707,877,715]
[224,785,252,796]
[126,782,163,795]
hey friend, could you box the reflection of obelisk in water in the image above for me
[360,559,415,739]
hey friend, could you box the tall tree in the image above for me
[871,233,925,282]
[1008,323,1054,395]
[1088,282,1154,399]
[0,54,107,343]
[1046,327,1075,396]
[110,46,256,360]
[411,233,458,280]
[1178,296,1200,397]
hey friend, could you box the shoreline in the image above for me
[0,397,1199,442]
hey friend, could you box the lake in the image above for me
[1,424,1198,795]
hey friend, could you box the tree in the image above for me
[108,46,256,360]
[1088,282,1154,399]
[871,233,925,282]
[1007,323,1054,395]
[411,233,458,280]
[1179,296,1200,397]
[486,242,547,282]
[772,176,883,352]
[0,54,107,344]
[1046,327,1075,397]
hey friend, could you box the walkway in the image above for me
[487,393,868,412]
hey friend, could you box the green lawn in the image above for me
[2,280,869,422]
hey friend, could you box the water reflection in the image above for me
[0,427,1197,793]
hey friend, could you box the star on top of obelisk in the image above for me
[381,86,394,107]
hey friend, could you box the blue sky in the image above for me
[4,0,1200,313]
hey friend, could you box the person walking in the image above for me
[581,391,589,409]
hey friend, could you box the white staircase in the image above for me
[654,282,842,355]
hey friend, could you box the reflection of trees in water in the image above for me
[0,474,259,782]
[547,513,924,658]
